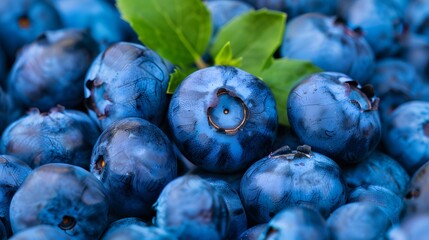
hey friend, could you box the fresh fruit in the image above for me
[240,145,347,224]
[0,106,100,169]
[9,163,109,239]
[90,117,177,220]
[84,42,174,130]
[383,101,429,174]
[154,175,228,240]
[343,151,410,196]
[280,13,375,83]
[287,72,381,165]
[8,29,99,111]
[0,0,62,63]
[327,202,392,240]
[168,66,278,173]
[258,206,330,240]
[404,160,429,217]
[9,225,71,240]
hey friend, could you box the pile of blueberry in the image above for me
[1,0,429,239]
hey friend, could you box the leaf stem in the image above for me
[195,57,208,69]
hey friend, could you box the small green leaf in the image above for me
[214,42,242,67]
[260,58,322,126]
[117,0,211,67]
[210,9,286,76]
[167,67,197,94]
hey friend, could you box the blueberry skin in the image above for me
[101,219,175,240]
[259,206,329,240]
[0,155,31,236]
[9,225,71,240]
[8,29,99,111]
[368,59,425,123]
[338,0,405,57]
[204,1,253,38]
[0,44,6,81]
[9,163,109,239]
[327,202,391,240]
[238,224,266,240]
[287,72,381,165]
[154,175,228,240]
[348,185,404,224]
[0,220,6,240]
[240,145,347,224]
[90,117,177,220]
[271,126,301,152]
[343,151,410,197]
[47,0,135,49]
[0,107,100,169]
[400,33,429,79]
[382,101,429,175]
[403,161,429,217]
[191,175,247,239]
[84,42,174,130]
[388,215,429,240]
[279,13,375,83]
[405,0,429,38]
[168,66,278,173]
[0,0,62,63]
[244,0,337,19]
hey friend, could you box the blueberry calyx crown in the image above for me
[85,79,110,119]
[207,88,248,135]
[345,81,379,112]
[93,156,105,175]
[58,215,76,230]
[269,145,312,160]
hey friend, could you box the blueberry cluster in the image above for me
[0,0,429,239]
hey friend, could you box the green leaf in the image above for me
[260,58,322,126]
[117,0,211,67]
[210,9,286,76]
[214,42,242,67]
[167,67,197,94]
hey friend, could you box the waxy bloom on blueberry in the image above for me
[168,66,278,173]
[287,72,381,165]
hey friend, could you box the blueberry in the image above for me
[204,1,254,39]
[9,225,71,240]
[90,117,177,220]
[0,0,62,63]
[8,29,99,111]
[405,0,429,38]
[279,13,375,83]
[368,58,429,123]
[327,202,391,240]
[191,175,247,239]
[382,101,429,174]
[154,175,228,240]
[101,217,175,240]
[343,151,410,197]
[84,42,174,130]
[47,0,136,49]
[388,215,429,240]
[0,155,31,236]
[403,160,429,217]
[348,185,404,224]
[0,106,100,169]
[400,33,429,79]
[287,72,381,165]
[0,44,6,81]
[9,163,109,239]
[259,206,330,240]
[238,224,266,240]
[168,66,278,173]
[240,145,347,224]
[338,0,405,57]
[244,0,337,19]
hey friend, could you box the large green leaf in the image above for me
[210,9,286,76]
[117,0,211,67]
[260,58,322,126]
